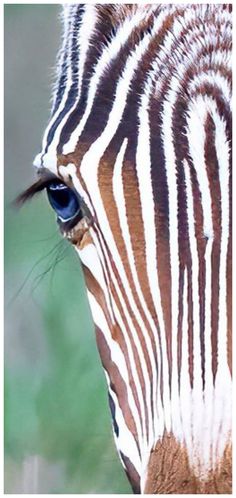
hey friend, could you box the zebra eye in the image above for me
[46,181,81,222]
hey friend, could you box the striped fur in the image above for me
[33,4,232,493]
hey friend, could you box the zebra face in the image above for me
[19,3,232,494]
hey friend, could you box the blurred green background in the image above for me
[4,5,130,493]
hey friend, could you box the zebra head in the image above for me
[20,4,232,494]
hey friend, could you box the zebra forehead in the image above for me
[34,2,231,179]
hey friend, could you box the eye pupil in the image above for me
[47,182,81,222]
[50,186,70,208]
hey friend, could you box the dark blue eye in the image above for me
[46,182,81,222]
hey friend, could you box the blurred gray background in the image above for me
[4,5,130,493]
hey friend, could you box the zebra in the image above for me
[18,4,232,494]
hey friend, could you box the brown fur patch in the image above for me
[144,433,232,494]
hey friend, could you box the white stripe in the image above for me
[183,157,203,463]
[186,99,214,235]
[50,7,71,113]
[77,5,97,99]
[136,89,170,437]
[179,268,193,462]
[202,237,214,471]
[105,372,141,477]
[161,88,182,440]
[87,290,143,464]
[214,106,230,374]
[76,243,115,326]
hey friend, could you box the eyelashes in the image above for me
[15,173,62,206]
